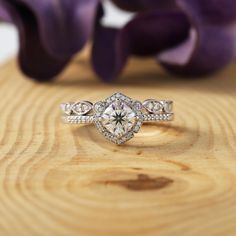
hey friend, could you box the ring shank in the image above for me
[142,113,174,122]
[62,115,94,124]
[62,113,174,124]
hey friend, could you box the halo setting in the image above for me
[94,93,143,144]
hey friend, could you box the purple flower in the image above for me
[98,0,236,80]
[0,0,235,82]
[0,0,99,80]
[157,0,236,77]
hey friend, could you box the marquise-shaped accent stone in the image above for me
[160,101,173,112]
[143,99,163,113]
[60,103,73,115]
[71,101,93,115]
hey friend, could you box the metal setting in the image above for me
[61,93,174,145]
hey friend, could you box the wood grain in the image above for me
[0,53,236,236]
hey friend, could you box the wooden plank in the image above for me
[0,55,236,236]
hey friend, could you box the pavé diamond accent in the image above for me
[94,101,107,113]
[61,101,93,116]
[143,99,173,114]
[71,101,93,115]
[143,99,163,113]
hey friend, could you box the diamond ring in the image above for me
[60,93,174,145]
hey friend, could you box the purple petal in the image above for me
[112,0,177,12]
[92,24,130,82]
[14,0,99,58]
[92,10,190,82]
[158,27,236,76]
[178,0,236,25]
[0,3,12,22]
[0,1,69,80]
[126,10,190,56]
[157,0,236,76]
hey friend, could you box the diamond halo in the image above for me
[94,93,143,144]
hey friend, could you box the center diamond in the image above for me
[94,93,143,144]
[101,100,136,138]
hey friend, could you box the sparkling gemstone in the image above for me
[71,101,92,115]
[94,101,107,113]
[133,101,143,110]
[146,102,154,111]
[143,99,162,113]
[60,103,73,115]
[153,102,161,112]
[101,99,136,138]
[161,101,173,112]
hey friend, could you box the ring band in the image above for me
[61,92,174,144]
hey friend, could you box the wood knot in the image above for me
[103,174,173,191]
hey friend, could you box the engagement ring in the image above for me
[61,93,174,145]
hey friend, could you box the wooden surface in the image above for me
[0,53,236,236]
